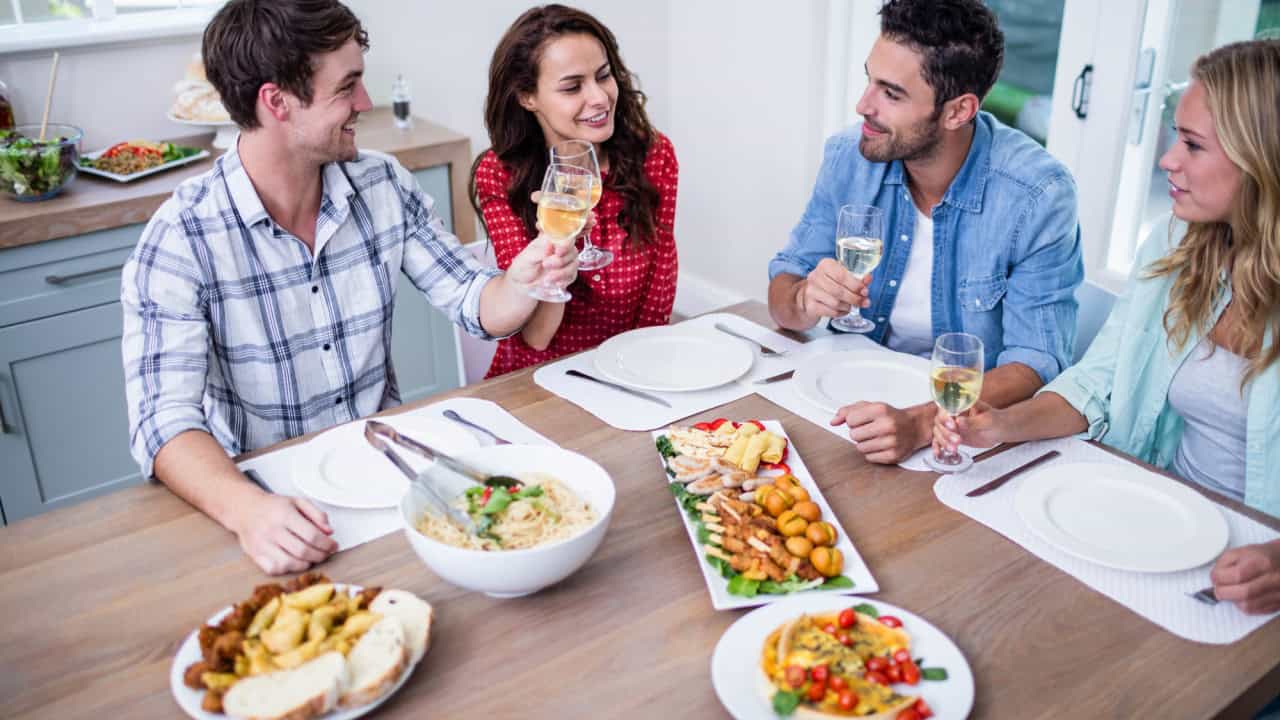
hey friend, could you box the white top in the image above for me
[1168,337,1249,501]
[885,206,935,357]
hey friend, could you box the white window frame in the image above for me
[0,1,220,54]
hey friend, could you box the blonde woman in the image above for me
[935,40,1280,615]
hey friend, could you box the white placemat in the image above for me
[236,398,554,551]
[932,437,1280,644]
[532,313,804,431]
[752,338,989,471]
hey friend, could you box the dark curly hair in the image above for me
[203,0,369,130]
[470,4,661,247]
[879,0,1005,111]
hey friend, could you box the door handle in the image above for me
[45,263,126,285]
[0,392,9,434]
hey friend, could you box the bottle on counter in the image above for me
[391,75,412,130]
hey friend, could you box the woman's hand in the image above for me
[1211,540,1280,614]
[932,400,1005,456]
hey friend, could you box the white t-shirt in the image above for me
[885,206,935,357]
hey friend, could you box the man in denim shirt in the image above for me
[768,0,1083,464]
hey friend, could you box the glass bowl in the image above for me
[0,123,83,202]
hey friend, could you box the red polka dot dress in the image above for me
[475,132,679,378]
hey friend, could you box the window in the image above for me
[0,0,221,52]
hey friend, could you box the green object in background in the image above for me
[1259,0,1280,36]
[982,81,1033,128]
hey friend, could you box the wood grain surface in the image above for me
[0,302,1276,720]
[0,108,475,249]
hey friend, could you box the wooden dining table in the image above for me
[1,301,1277,720]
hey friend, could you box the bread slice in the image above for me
[368,590,434,663]
[222,651,344,720]
[338,617,408,708]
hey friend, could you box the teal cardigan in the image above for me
[1042,218,1279,519]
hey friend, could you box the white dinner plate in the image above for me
[711,595,975,720]
[653,420,878,610]
[78,146,210,182]
[593,325,754,392]
[1014,461,1229,573]
[291,416,479,509]
[169,584,419,720]
[794,350,930,414]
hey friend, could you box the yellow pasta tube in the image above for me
[724,434,751,465]
[740,432,770,474]
[762,432,786,464]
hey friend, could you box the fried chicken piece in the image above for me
[286,571,331,593]
[216,601,254,633]
[795,560,821,581]
[210,630,244,672]
[198,626,221,661]
[355,586,382,610]
[201,689,225,714]
[249,583,286,608]
[183,660,214,689]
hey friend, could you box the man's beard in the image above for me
[859,110,943,163]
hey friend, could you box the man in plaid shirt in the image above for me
[121,0,577,575]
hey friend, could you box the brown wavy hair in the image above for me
[469,4,661,247]
[1146,40,1280,386]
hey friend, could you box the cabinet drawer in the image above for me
[0,224,143,327]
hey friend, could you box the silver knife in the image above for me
[565,369,672,407]
[965,450,1060,497]
[753,369,796,385]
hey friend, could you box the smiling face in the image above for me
[1158,80,1242,224]
[519,33,618,150]
[855,36,945,163]
[284,37,373,164]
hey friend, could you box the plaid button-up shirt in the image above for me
[122,147,499,478]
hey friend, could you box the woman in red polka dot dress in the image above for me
[471,4,678,378]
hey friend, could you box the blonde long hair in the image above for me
[1146,40,1280,386]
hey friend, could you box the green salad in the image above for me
[0,129,78,199]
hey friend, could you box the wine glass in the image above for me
[549,139,610,270]
[924,332,985,473]
[530,163,594,303]
[829,204,884,333]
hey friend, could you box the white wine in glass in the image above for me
[830,204,884,333]
[550,139,611,270]
[925,332,985,473]
[530,163,593,303]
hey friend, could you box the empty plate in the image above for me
[593,325,754,392]
[794,350,930,413]
[290,415,480,509]
[1015,461,1229,573]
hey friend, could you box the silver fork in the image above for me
[1188,586,1218,606]
[713,322,789,357]
[443,409,512,445]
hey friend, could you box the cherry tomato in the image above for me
[896,709,922,720]
[879,615,903,628]
[901,659,921,685]
[914,698,935,718]
[838,607,857,629]
[823,623,838,635]
[785,665,808,689]
[838,689,856,711]
[829,675,848,692]
[693,422,713,431]
[480,486,493,505]
[807,681,826,702]
[865,657,889,673]
[893,649,912,664]
[887,663,903,683]
[811,665,830,684]
[708,418,731,430]
[865,670,890,686]
[835,631,852,647]
[746,419,766,431]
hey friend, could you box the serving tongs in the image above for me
[364,420,520,489]
[362,422,476,534]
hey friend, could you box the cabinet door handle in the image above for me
[0,394,8,434]
[45,263,126,285]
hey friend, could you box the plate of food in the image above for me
[170,572,434,720]
[78,140,210,182]
[654,419,878,610]
[711,595,974,719]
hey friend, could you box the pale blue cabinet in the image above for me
[0,164,465,525]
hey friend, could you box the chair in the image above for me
[1073,280,1118,363]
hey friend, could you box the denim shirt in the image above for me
[769,112,1083,382]
[1042,218,1280,519]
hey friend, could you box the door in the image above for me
[0,302,141,524]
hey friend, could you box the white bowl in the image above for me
[399,444,615,598]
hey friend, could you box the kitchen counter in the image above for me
[0,108,476,249]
